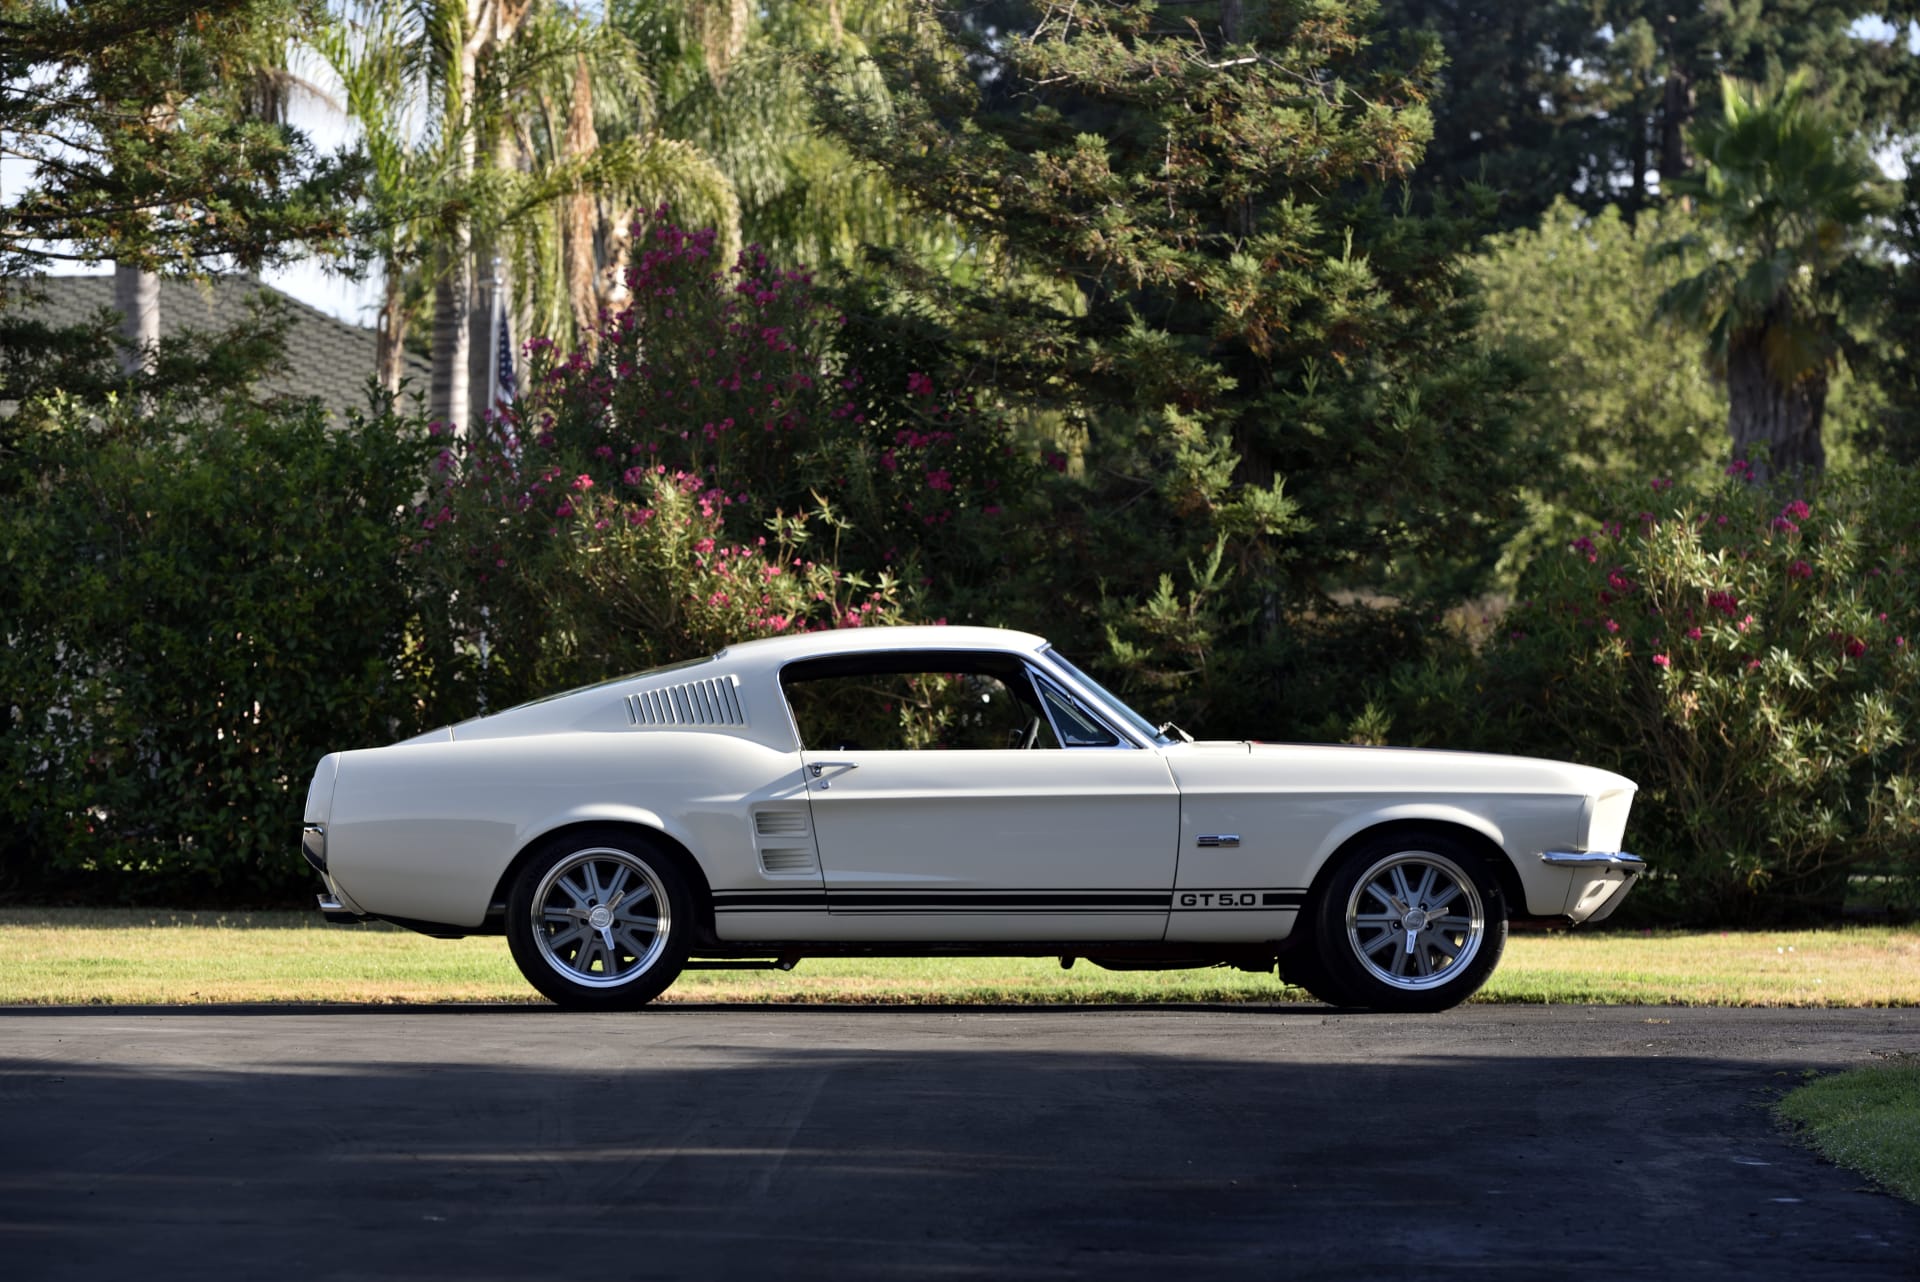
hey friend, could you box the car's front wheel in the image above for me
[1306,831,1508,1013]
[505,829,693,1010]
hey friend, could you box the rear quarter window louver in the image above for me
[626,675,746,727]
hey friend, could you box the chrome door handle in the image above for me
[808,761,857,778]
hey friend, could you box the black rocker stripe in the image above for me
[712,888,1307,913]
[833,891,1170,908]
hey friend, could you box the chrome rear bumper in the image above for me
[316,893,364,925]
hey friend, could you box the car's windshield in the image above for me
[1040,648,1174,746]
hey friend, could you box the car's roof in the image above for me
[714,624,1049,668]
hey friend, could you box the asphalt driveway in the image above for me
[1,1003,1915,1280]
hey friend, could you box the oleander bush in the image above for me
[1382,462,1920,922]
[413,219,1035,710]
[0,395,438,903]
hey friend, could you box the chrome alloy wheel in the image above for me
[1343,850,1485,991]
[529,847,671,987]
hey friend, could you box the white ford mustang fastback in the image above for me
[303,625,1643,1012]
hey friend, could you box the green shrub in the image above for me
[0,398,437,904]
[1406,463,1920,922]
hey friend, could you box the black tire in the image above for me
[1278,946,1360,1008]
[1306,830,1508,1013]
[505,827,694,1010]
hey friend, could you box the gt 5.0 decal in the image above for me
[1177,890,1304,909]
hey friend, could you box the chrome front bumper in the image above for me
[1540,850,1646,924]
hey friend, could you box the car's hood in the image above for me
[1164,740,1636,797]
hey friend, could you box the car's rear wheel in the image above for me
[505,829,693,1010]
[1307,831,1507,1013]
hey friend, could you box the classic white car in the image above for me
[302,625,1643,1012]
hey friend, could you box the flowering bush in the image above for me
[412,219,1029,704]
[422,457,910,701]
[1468,464,1920,921]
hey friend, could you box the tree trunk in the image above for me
[1726,335,1826,482]
[376,271,408,395]
[428,19,483,434]
[1659,66,1693,189]
[113,261,159,379]
[429,239,472,431]
[468,247,496,425]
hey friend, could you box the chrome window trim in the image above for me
[1025,667,1134,751]
[1028,649,1159,749]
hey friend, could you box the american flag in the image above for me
[494,306,518,406]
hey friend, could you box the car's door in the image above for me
[783,651,1180,941]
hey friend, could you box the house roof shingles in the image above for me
[24,274,429,422]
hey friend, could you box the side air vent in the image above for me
[754,810,810,837]
[759,847,819,875]
[627,675,745,727]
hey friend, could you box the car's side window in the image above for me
[1033,677,1122,748]
[782,657,1060,751]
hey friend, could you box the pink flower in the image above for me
[926,469,953,492]
[1685,627,1702,641]
[1782,499,1811,520]
[1726,459,1755,480]
[1603,618,1621,634]
[555,501,574,518]
[1844,637,1867,659]
[907,371,935,397]
[572,474,594,492]
[1788,560,1813,580]
[1651,477,1673,492]
[1652,653,1670,668]
[1045,451,1069,473]
[1570,536,1599,563]
[1771,516,1799,533]
[879,450,897,473]
[1747,658,1763,671]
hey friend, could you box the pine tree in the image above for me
[816,0,1540,730]
[0,0,356,281]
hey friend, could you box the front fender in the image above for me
[1307,803,1506,878]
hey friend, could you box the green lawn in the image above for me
[1779,1061,1920,1204]
[1,909,1914,1007]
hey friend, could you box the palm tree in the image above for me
[614,0,946,278]
[311,0,742,425]
[1652,72,1892,480]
